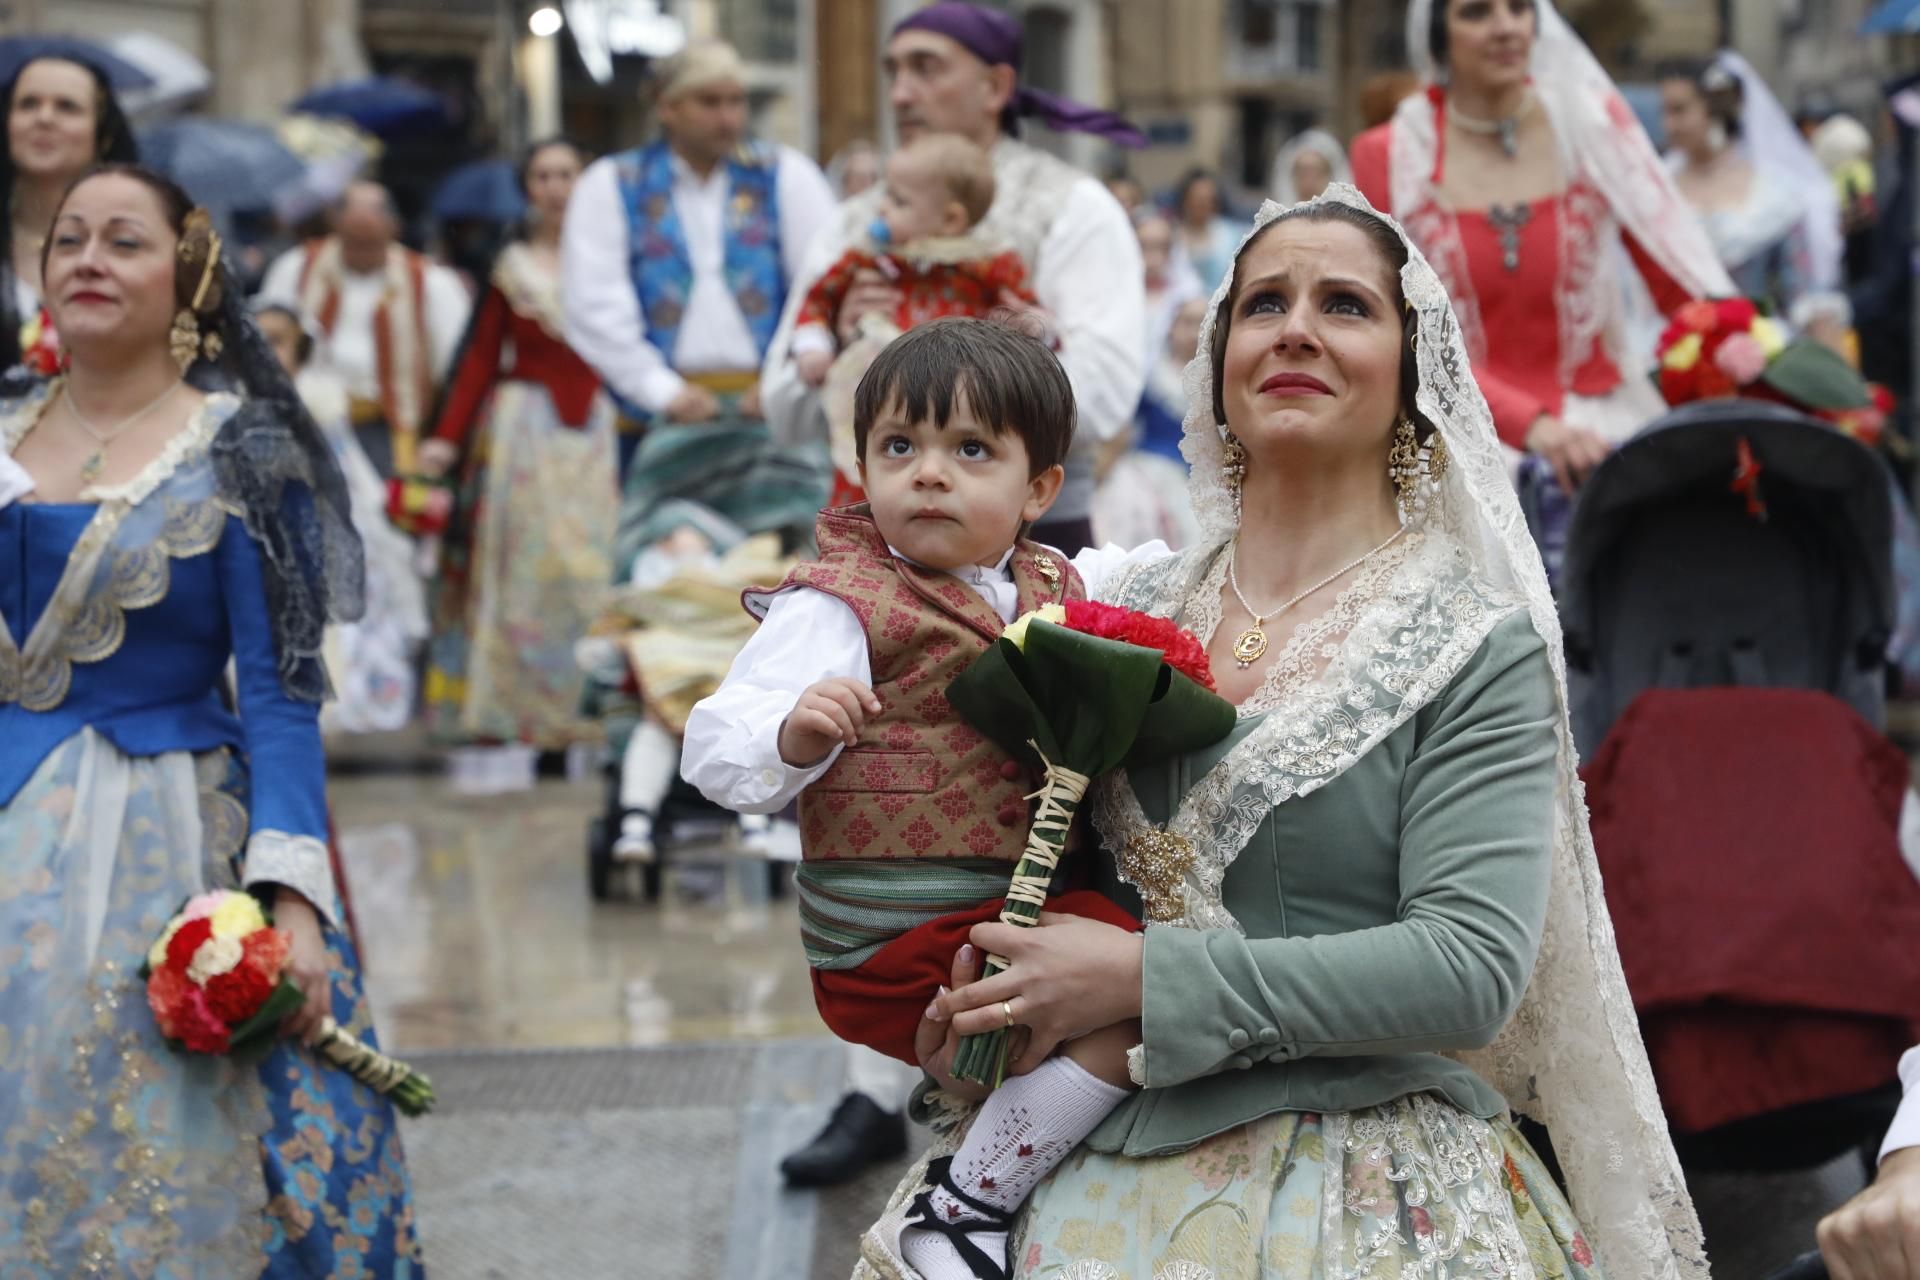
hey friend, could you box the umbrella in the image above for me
[290,77,448,137]
[0,33,153,92]
[139,119,308,217]
[430,158,525,223]
[1864,0,1920,31]
[110,32,211,119]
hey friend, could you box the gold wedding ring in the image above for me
[1001,999,1016,1029]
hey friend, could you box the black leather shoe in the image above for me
[780,1092,908,1187]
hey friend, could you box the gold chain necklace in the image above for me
[64,380,183,484]
[1226,527,1405,670]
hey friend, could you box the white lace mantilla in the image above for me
[1093,530,1520,934]
[1162,182,1707,1279]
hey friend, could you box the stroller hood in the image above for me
[1558,399,1895,754]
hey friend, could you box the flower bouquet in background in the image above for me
[1658,297,1885,443]
[384,475,453,538]
[20,306,61,377]
[144,890,436,1116]
[943,600,1237,1086]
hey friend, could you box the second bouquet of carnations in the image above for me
[144,890,436,1116]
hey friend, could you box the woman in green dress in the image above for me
[868,187,1711,1279]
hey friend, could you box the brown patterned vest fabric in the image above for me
[771,506,1084,862]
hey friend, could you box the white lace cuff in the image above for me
[1127,1043,1147,1087]
[242,830,341,929]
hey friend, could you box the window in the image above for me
[1296,4,1321,71]
[1238,0,1279,49]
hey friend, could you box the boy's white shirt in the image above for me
[681,539,1169,813]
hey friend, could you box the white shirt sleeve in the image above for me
[1038,179,1148,447]
[681,588,873,813]
[423,264,473,382]
[561,157,688,416]
[1067,539,1175,598]
[258,247,305,310]
[776,147,838,287]
[1880,1046,1920,1162]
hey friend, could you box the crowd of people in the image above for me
[2,0,1920,1276]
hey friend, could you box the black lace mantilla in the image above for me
[195,277,366,703]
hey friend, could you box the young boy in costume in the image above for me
[684,318,1159,1279]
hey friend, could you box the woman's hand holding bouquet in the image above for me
[145,890,435,1116]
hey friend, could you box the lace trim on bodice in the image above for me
[492,241,569,343]
[0,387,243,711]
[1092,531,1523,931]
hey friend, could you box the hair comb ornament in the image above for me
[169,209,225,372]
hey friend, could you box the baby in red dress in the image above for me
[791,133,1036,389]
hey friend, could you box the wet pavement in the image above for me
[330,738,1867,1280]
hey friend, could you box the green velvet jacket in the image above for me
[1085,610,1560,1158]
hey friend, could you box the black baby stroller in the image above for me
[1558,399,1920,1194]
[583,414,832,902]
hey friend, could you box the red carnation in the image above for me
[1674,299,1720,335]
[147,965,194,1038]
[1713,297,1759,332]
[1062,600,1217,691]
[240,927,292,984]
[204,961,277,1025]
[172,984,233,1055]
[165,917,214,977]
[1692,360,1739,402]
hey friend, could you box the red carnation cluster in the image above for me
[1656,297,1772,406]
[144,891,297,1059]
[1060,600,1218,691]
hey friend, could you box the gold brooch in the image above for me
[1119,828,1195,924]
[1034,556,1061,589]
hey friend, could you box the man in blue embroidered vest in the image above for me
[561,38,835,432]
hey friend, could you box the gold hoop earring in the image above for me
[169,309,202,373]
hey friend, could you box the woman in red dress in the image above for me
[1352,0,1734,571]
[420,139,619,762]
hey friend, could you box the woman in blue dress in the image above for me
[0,165,423,1276]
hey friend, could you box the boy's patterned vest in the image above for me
[615,140,785,385]
[761,506,1084,862]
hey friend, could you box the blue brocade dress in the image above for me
[0,385,423,1277]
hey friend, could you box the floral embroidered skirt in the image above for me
[425,382,616,749]
[1009,1092,1601,1280]
[0,730,424,1277]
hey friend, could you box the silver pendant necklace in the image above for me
[1450,91,1536,159]
[65,380,183,484]
[1226,527,1406,670]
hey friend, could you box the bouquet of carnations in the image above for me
[1658,298,1880,438]
[943,600,1237,1085]
[20,306,60,377]
[144,890,435,1116]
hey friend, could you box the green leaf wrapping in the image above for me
[1763,339,1871,411]
[943,620,1237,1086]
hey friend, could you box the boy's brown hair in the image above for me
[852,316,1075,477]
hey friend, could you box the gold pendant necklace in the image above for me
[1226,527,1406,670]
[65,380,183,485]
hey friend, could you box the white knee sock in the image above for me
[903,1056,1128,1278]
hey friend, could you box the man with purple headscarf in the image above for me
[760,0,1147,557]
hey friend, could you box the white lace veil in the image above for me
[1172,187,1710,1279]
[1268,128,1352,205]
[1712,50,1846,292]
